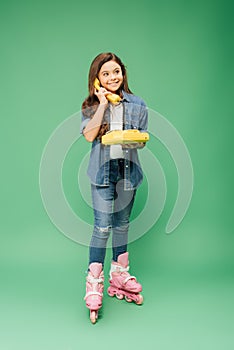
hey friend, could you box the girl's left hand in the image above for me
[122,142,145,149]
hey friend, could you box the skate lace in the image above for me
[110,264,129,274]
[110,264,136,284]
[84,291,103,300]
[87,275,104,284]
[122,274,136,285]
[84,274,104,300]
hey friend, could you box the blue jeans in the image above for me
[89,159,136,266]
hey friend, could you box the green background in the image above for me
[1,0,233,349]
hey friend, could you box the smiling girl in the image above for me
[80,52,148,323]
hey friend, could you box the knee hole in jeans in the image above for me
[112,223,129,232]
[93,225,112,239]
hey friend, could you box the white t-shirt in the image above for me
[109,103,124,159]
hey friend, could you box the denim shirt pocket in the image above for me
[124,103,141,130]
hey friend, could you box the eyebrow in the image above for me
[100,67,120,74]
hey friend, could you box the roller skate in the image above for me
[84,262,104,324]
[107,252,143,305]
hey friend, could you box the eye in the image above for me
[115,69,120,74]
[103,72,108,77]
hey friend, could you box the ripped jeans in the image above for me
[89,159,136,266]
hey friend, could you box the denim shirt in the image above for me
[80,90,148,190]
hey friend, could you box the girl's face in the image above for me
[98,60,123,93]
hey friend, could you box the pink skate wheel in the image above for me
[136,294,144,305]
[116,293,124,300]
[107,288,115,297]
[124,296,133,303]
[90,310,97,324]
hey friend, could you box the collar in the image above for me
[121,90,131,102]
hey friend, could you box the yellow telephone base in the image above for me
[102,129,149,145]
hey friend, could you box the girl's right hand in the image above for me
[94,87,109,106]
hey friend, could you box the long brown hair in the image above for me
[81,52,132,138]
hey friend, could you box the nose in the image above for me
[109,73,116,80]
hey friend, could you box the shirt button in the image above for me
[126,165,129,168]
[126,150,128,153]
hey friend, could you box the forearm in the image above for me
[83,104,107,142]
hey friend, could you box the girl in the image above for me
[80,52,148,323]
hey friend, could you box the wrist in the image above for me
[98,101,108,109]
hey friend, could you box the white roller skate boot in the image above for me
[84,262,104,324]
[107,252,143,305]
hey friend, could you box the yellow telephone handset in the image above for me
[94,78,121,105]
